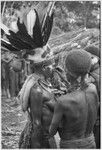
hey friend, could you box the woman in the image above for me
[49,49,99,148]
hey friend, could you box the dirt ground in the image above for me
[1,97,27,149]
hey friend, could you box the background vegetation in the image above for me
[1,1,100,35]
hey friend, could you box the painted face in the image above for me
[43,65,54,79]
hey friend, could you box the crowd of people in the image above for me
[1,2,100,149]
[1,59,32,99]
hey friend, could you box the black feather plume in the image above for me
[32,9,43,47]
[1,39,20,52]
[42,12,54,46]
[16,18,38,49]
[7,30,33,50]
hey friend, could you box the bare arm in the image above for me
[49,100,64,137]
[30,85,43,126]
[29,84,43,148]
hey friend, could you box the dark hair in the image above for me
[65,49,91,77]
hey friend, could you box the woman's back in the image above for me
[58,83,99,140]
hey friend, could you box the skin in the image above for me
[90,63,100,96]
[49,72,99,148]
[89,62,100,148]
[29,67,57,148]
[28,61,99,148]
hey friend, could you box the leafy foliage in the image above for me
[1,1,100,33]
[54,1,100,31]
